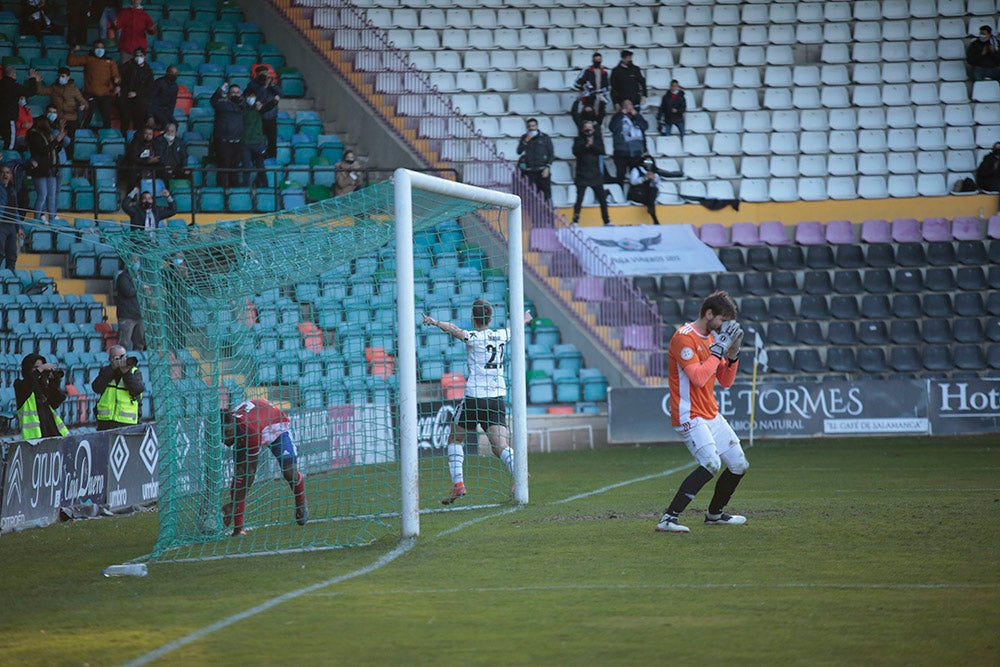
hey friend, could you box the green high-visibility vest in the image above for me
[18,392,69,439]
[96,367,142,425]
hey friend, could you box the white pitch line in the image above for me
[311,581,1000,598]
[119,538,416,667]
[120,463,695,666]
[553,463,695,504]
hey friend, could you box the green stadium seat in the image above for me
[278,67,305,97]
[197,186,224,211]
[226,186,253,212]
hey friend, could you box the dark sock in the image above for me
[665,466,714,517]
[708,469,744,515]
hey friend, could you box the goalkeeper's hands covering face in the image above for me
[709,319,742,360]
[726,321,744,361]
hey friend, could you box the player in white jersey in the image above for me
[422,298,532,504]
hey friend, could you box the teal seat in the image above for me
[226,187,253,212]
[257,43,284,69]
[199,187,225,212]
[553,343,583,372]
[527,371,554,404]
[553,369,581,403]
[278,67,305,97]
[232,44,258,67]
[237,22,264,47]
[580,368,608,401]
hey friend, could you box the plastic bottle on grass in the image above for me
[103,564,147,577]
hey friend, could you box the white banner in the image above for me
[556,224,725,276]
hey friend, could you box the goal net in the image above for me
[104,171,526,562]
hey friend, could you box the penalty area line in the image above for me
[119,538,416,667]
[553,463,696,504]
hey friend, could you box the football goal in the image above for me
[103,169,526,563]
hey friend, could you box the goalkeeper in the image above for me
[656,291,748,534]
[221,398,308,536]
[422,299,532,505]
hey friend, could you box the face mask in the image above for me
[164,133,175,142]
[94,48,105,57]
[529,129,538,137]
[980,34,989,42]
[18,98,27,107]
[246,96,256,106]
[132,262,140,271]
[135,56,145,65]
[142,201,153,210]
[583,129,594,136]
[58,75,69,84]
[344,157,355,164]
[173,257,184,266]
[644,161,653,168]
[46,112,57,122]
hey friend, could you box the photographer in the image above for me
[975,142,1000,193]
[14,353,68,439]
[91,344,144,431]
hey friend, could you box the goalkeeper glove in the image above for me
[727,324,744,361]
[709,320,738,359]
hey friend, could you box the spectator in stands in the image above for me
[573,52,610,108]
[657,80,686,138]
[610,49,647,112]
[15,353,68,439]
[146,65,179,130]
[626,154,669,225]
[68,40,121,130]
[570,92,606,130]
[1,65,34,150]
[115,257,145,351]
[211,83,246,189]
[29,67,88,160]
[95,0,121,41]
[92,344,144,430]
[14,97,33,150]
[66,1,94,48]
[125,125,161,187]
[244,66,282,159]
[23,0,61,39]
[609,99,648,186]
[333,149,361,196]
[114,0,156,64]
[119,47,153,131]
[121,186,176,232]
[571,120,610,226]
[976,142,1000,192]
[0,164,26,270]
[153,122,190,182]
[25,111,66,222]
[242,89,280,190]
[516,118,554,201]
[968,25,1000,82]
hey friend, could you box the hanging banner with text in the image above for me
[927,377,1000,435]
[556,224,725,277]
[608,379,932,443]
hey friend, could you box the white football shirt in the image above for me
[464,328,511,398]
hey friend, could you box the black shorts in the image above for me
[454,396,507,432]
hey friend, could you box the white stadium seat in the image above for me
[824,23,852,44]
[828,154,857,175]
[825,2,853,22]
[796,24,824,45]
[731,89,761,111]
[740,156,770,178]
[887,175,919,197]
[853,43,883,63]
[778,154,806,176]
[917,152,947,173]
[766,45,795,66]
[859,130,889,152]
[798,177,828,200]
[882,63,910,84]
[973,81,1000,103]
[888,152,917,174]
[713,111,741,133]
[882,21,910,41]
[710,156,738,179]
[829,131,859,153]
[888,128,918,152]
[747,110,777,132]
[822,65,851,86]
[883,84,912,107]
[793,88,821,109]
[853,64,882,85]
[940,82,971,104]
[859,108,888,129]
[887,107,917,129]
[858,153,889,175]
[821,87,851,108]
[977,125,1000,148]
[800,131,829,155]
[822,43,851,64]
[910,41,938,61]
[738,179,769,203]
[854,176,886,199]
[764,88,794,110]
[769,3,797,23]
[974,103,1000,125]
[854,22,883,42]
[946,150,976,173]
[771,132,799,155]
[742,132,771,156]
[792,66,821,87]
[765,66,793,88]
[800,109,828,132]
[829,109,859,130]
[706,180,736,200]
[854,1,882,20]
[739,45,767,65]
[917,128,948,151]
[769,178,799,202]
[946,126,976,150]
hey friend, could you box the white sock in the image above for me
[447,444,464,485]
[498,446,514,475]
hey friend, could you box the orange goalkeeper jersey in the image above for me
[667,322,738,428]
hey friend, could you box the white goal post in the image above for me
[394,168,527,538]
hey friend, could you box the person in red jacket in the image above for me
[114,0,156,64]
[221,399,309,536]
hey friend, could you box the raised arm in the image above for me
[422,312,468,341]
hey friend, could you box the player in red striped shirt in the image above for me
[656,291,747,534]
[221,398,308,536]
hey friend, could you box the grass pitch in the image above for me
[1,435,998,666]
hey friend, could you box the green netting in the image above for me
[103,181,517,561]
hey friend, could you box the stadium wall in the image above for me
[608,377,1000,443]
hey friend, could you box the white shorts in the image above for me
[674,414,748,475]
